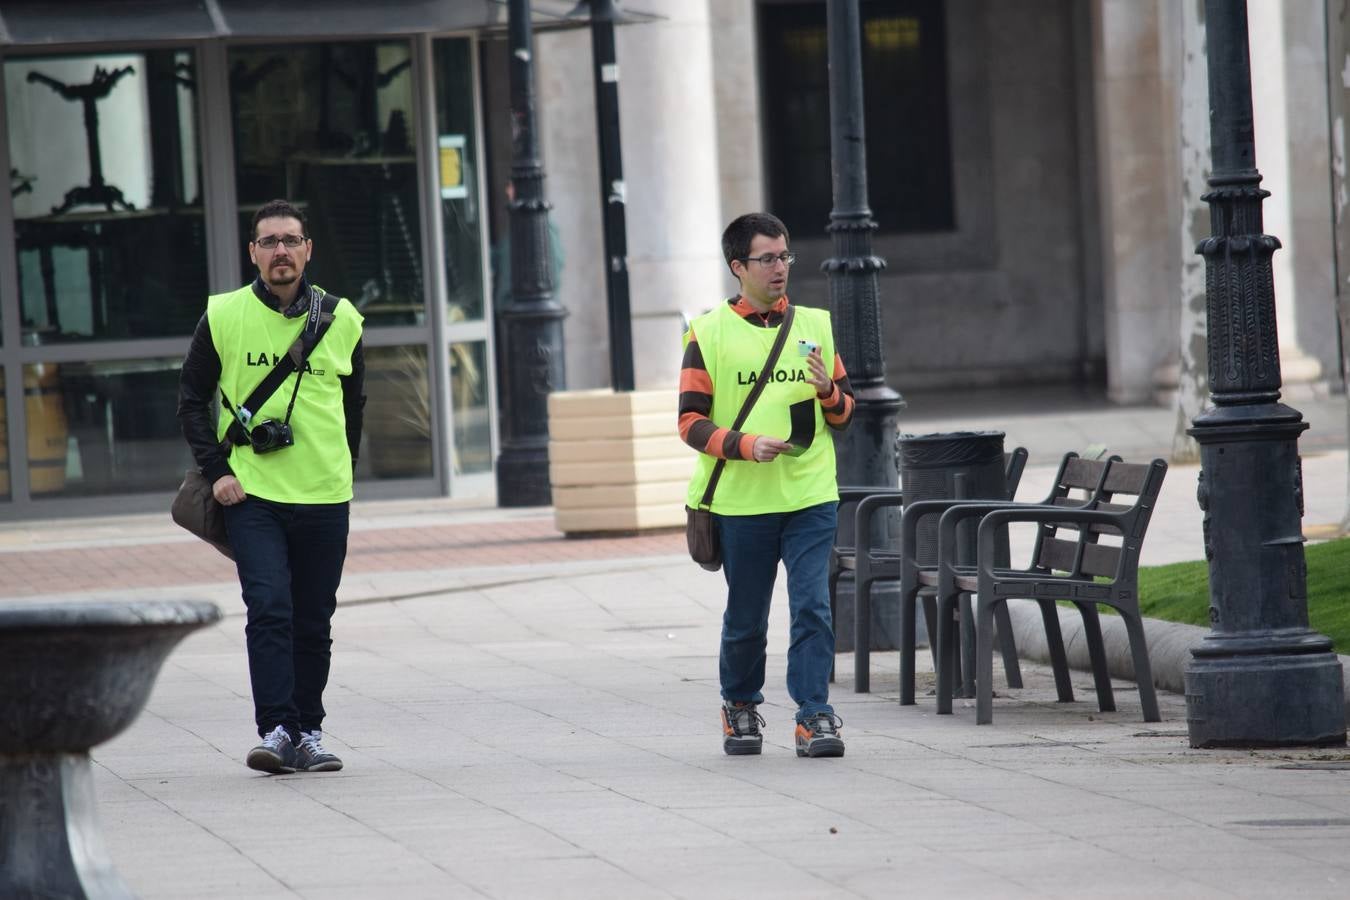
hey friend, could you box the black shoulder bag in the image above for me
[172,289,339,559]
[685,305,796,572]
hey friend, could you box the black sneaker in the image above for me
[721,701,765,756]
[795,712,845,758]
[246,725,298,774]
[295,730,344,772]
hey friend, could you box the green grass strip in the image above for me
[1137,536,1350,652]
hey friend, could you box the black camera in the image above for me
[249,419,294,454]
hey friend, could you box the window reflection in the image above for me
[433,39,485,324]
[5,50,207,342]
[8,358,193,497]
[230,41,425,326]
[359,344,433,480]
[450,340,491,474]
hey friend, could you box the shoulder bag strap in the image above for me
[698,304,796,508]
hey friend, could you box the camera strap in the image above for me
[220,287,338,446]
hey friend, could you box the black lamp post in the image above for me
[496,0,568,507]
[823,0,905,691]
[570,0,636,391]
[1183,0,1345,748]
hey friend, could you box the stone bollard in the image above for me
[0,599,221,899]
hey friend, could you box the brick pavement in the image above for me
[0,513,686,599]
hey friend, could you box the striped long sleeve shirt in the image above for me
[678,296,855,460]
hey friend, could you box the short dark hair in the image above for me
[251,199,307,239]
[722,212,789,272]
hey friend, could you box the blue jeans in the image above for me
[224,496,349,738]
[716,502,837,723]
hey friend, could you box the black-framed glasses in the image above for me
[740,252,795,267]
[254,234,307,249]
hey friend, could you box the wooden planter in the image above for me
[548,389,693,535]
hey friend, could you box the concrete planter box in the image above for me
[548,389,693,535]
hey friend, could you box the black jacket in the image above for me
[177,277,366,484]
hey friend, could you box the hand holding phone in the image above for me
[797,339,820,358]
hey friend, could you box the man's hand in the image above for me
[806,348,832,396]
[751,436,794,462]
[213,474,246,506]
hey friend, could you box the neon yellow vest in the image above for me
[208,284,363,503]
[684,303,839,515]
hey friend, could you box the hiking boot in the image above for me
[295,730,344,772]
[721,701,766,756]
[795,712,845,758]
[246,725,297,774]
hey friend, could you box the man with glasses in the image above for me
[679,212,855,758]
[178,198,365,774]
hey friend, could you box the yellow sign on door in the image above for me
[439,135,467,199]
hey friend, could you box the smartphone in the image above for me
[797,339,820,357]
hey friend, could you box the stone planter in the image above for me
[0,599,221,899]
[548,389,693,535]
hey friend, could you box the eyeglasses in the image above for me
[254,234,307,249]
[740,252,795,267]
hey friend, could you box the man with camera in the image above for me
[679,212,855,758]
[178,199,365,774]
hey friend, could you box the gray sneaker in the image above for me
[721,701,766,756]
[246,725,297,774]
[295,730,344,772]
[795,712,845,758]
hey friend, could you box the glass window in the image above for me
[758,0,955,236]
[230,41,424,326]
[359,344,433,480]
[450,340,491,474]
[433,38,485,323]
[18,357,192,497]
[5,50,207,342]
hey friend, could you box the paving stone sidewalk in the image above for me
[4,389,1350,898]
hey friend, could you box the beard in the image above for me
[267,265,299,286]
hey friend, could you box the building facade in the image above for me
[0,0,1345,520]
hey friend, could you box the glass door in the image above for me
[432,37,494,479]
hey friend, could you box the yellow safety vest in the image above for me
[684,302,839,515]
[208,284,363,503]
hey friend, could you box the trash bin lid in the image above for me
[896,430,1005,468]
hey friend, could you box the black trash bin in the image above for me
[896,430,1012,697]
[896,430,1007,568]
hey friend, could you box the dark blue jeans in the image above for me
[224,496,349,739]
[716,502,837,723]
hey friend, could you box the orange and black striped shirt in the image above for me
[678,296,855,460]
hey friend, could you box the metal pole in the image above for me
[496,0,568,507]
[588,0,635,391]
[1183,0,1345,748]
[823,0,904,692]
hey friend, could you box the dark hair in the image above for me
[721,212,789,272]
[251,199,307,238]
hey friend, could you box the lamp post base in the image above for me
[1185,650,1346,748]
[496,442,552,508]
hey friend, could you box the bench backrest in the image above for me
[1032,458,1169,581]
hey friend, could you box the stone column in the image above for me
[1091,0,1179,405]
[1247,0,1334,394]
[1170,0,1211,463]
[613,0,724,389]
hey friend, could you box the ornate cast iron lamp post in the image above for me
[824,0,904,691]
[1183,0,1345,748]
[496,0,569,507]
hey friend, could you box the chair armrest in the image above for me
[838,485,901,504]
[975,506,1131,580]
[852,491,907,569]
